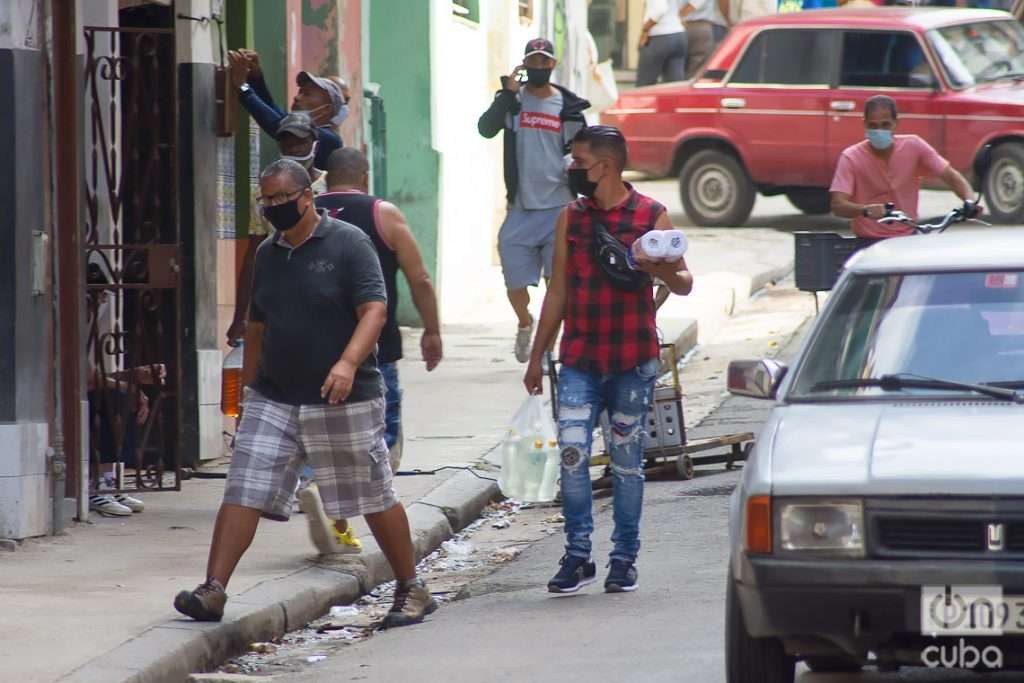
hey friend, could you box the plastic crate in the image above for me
[794,232,872,292]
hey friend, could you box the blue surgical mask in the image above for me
[866,128,893,151]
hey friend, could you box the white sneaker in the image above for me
[90,495,132,517]
[515,318,535,364]
[297,484,361,556]
[113,493,144,513]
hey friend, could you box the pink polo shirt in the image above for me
[830,135,950,239]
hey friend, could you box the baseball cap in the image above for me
[276,112,317,139]
[296,71,346,120]
[524,38,555,59]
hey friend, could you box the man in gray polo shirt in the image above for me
[175,160,435,628]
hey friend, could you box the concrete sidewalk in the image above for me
[3,226,794,683]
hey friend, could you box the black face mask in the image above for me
[569,165,601,198]
[526,67,553,87]
[262,196,309,232]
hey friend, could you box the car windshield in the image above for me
[928,20,1024,87]
[790,270,1024,399]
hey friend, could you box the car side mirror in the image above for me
[974,144,993,186]
[727,359,788,400]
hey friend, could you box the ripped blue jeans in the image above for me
[557,357,658,563]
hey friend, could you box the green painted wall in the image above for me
[252,1,288,171]
[369,0,439,326]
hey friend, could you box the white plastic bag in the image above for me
[498,395,560,503]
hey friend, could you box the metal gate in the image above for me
[83,26,182,493]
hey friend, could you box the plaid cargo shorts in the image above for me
[224,387,397,521]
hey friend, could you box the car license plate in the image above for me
[922,586,1024,635]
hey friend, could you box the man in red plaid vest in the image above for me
[524,125,693,594]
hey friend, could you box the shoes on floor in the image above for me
[547,554,597,593]
[298,484,362,555]
[113,493,144,513]
[515,318,535,363]
[604,559,639,593]
[382,578,438,628]
[173,578,227,622]
[89,495,132,517]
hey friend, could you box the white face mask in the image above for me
[281,140,318,171]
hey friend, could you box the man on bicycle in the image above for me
[830,95,978,239]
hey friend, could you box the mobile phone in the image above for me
[514,67,529,83]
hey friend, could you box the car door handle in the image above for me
[721,98,746,109]
[830,100,856,112]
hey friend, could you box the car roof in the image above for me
[743,7,1012,31]
[848,228,1024,274]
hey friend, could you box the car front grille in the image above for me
[868,501,1024,559]
[877,518,986,554]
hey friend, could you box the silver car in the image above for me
[725,229,1024,682]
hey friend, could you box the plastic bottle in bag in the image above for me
[499,396,560,503]
[221,342,244,417]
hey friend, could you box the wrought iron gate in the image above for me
[83,26,182,493]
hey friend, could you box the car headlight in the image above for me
[777,499,865,557]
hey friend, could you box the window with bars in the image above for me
[518,0,533,20]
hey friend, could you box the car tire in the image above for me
[804,656,862,673]
[983,143,1024,224]
[680,150,756,227]
[785,188,831,215]
[726,570,795,683]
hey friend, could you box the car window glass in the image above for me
[789,271,1024,399]
[840,31,935,89]
[731,29,834,85]
[929,21,1024,87]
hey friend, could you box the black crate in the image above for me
[794,232,872,292]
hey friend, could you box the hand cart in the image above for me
[544,342,754,485]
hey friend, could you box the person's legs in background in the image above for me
[661,31,688,83]
[635,35,666,86]
[380,361,403,472]
[685,21,714,79]
[498,209,546,362]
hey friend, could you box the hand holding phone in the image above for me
[501,64,525,92]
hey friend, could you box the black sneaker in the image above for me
[604,559,638,593]
[547,554,597,593]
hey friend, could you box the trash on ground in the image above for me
[306,655,326,663]
[491,519,511,529]
[328,605,359,619]
[248,642,276,654]
[441,539,475,557]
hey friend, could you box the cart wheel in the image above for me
[676,455,695,480]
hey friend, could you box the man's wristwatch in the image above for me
[861,206,871,218]
[239,82,252,95]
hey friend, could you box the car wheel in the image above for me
[983,143,1024,224]
[680,150,756,227]
[726,570,795,683]
[785,188,831,215]
[804,656,863,672]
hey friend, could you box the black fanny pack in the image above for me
[591,222,651,292]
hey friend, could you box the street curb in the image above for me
[60,478,499,683]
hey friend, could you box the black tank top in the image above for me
[315,191,402,363]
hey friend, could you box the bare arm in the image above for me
[940,164,974,202]
[228,235,266,344]
[718,0,731,25]
[831,191,886,220]
[378,202,443,370]
[634,211,694,296]
[241,321,264,388]
[524,210,570,394]
[321,301,387,404]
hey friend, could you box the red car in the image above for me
[603,7,1024,226]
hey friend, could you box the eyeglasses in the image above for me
[255,187,308,209]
